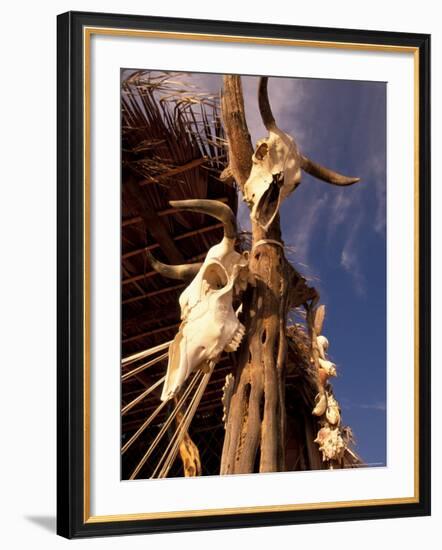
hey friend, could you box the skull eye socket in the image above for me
[202,264,228,292]
[255,142,269,161]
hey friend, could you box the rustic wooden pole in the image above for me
[219,75,359,475]
[220,217,291,473]
[220,76,290,473]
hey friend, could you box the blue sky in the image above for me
[149,71,387,466]
[254,75,387,467]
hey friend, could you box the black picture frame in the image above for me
[57,10,431,539]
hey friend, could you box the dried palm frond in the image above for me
[122,71,227,183]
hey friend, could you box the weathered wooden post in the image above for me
[220,76,359,474]
[219,76,291,473]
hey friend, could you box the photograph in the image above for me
[55,11,430,538]
[120,69,387,480]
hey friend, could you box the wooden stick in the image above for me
[121,375,166,416]
[122,284,184,306]
[139,157,207,185]
[122,223,223,260]
[128,372,202,477]
[122,340,171,366]
[151,385,203,478]
[121,399,169,455]
[128,373,202,477]
[155,363,215,478]
[122,351,168,382]
[122,323,179,345]
[122,215,142,227]
[122,198,229,227]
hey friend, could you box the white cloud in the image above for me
[359,401,387,412]
[288,192,327,265]
[327,191,354,240]
[341,399,386,412]
[371,154,387,235]
[340,213,366,296]
[241,75,308,146]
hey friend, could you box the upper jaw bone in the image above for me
[243,130,301,230]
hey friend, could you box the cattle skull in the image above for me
[243,77,360,230]
[146,199,248,402]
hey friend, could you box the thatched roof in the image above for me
[121,72,236,353]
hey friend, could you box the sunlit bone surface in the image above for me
[147,200,248,402]
[325,393,341,425]
[244,128,301,230]
[311,309,337,417]
[314,426,345,462]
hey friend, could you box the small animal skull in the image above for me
[317,335,329,360]
[146,200,248,402]
[314,426,345,462]
[325,393,341,425]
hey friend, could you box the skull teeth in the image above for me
[224,323,245,352]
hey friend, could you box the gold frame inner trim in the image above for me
[83,26,420,524]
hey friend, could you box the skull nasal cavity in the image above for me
[202,264,228,290]
[255,142,269,160]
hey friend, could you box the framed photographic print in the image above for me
[57,11,431,539]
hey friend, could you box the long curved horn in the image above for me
[259,77,359,186]
[145,250,202,280]
[301,155,360,186]
[258,77,277,131]
[169,199,237,240]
